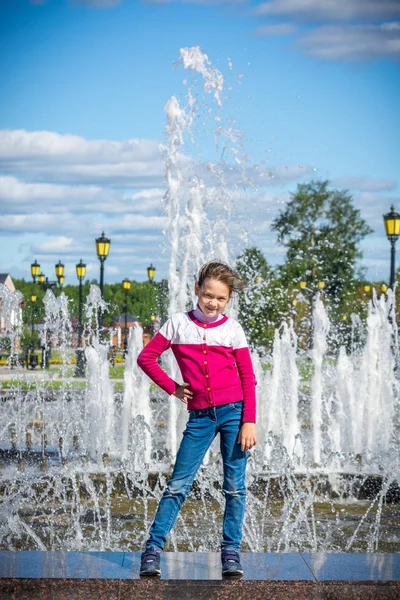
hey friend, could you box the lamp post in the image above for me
[30,294,37,349]
[383,205,400,288]
[75,259,86,377]
[122,278,131,357]
[31,260,40,283]
[58,275,65,289]
[147,263,165,325]
[96,232,111,331]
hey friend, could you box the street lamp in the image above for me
[96,232,111,331]
[381,284,388,294]
[55,260,64,278]
[147,263,156,282]
[383,205,400,288]
[122,278,131,357]
[31,260,40,283]
[30,294,37,349]
[75,259,86,377]
[55,261,65,286]
[38,272,45,286]
[96,231,111,295]
[318,281,325,290]
[58,275,65,288]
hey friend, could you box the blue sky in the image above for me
[0,0,399,286]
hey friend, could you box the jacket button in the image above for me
[207,387,211,391]
[203,324,207,328]
[204,361,207,365]
[203,350,207,354]
[205,374,209,378]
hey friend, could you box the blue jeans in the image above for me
[146,401,247,552]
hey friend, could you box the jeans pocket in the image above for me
[230,401,243,413]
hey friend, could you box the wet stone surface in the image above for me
[0,551,400,599]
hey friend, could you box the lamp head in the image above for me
[55,260,65,278]
[96,231,111,259]
[122,278,131,291]
[31,260,40,279]
[76,259,86,281]
[38,272,45,284]
[147,263,156,281]
[383,205,400,241]
[31,294,37,303]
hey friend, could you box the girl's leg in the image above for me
[218,402,247,552]
[146,409,216,551]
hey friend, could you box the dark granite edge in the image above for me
[1,578,400,585]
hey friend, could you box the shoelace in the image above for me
[223,553,240,563]
[141,551,159,564]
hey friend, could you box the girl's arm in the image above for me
[233,346,256,423]
[137,332,178,396]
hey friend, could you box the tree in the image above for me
[12,278,167,333]
[272,180,373,309]
[236,248,287,350]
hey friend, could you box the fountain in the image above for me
[0,47,399,555]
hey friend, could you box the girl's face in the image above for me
[194,278,231,317]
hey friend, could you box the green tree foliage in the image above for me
[272,180,373,310]
[12,278,168,330]
[236,248,287,350]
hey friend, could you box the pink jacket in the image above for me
[137,311,256,423]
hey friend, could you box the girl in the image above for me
[137,260,256,576]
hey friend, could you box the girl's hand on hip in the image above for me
[238,423,256,451]
[173,382,193,404]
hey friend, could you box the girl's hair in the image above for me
[197,260,245,295]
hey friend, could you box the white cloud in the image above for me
[253,0,400,22]
[1,211,167,237]
[254,23,297,36]
[0,129,164,187]
[332,176,397,192]
[297,22,400,62]
[33,236,77,253]
[0,176,165,216]
[252,1,400,62]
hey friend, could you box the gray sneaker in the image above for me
[140,548,161,576]
[221,550,243,576]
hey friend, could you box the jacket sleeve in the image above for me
[137,331,178,396]
[232,323,257,423]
